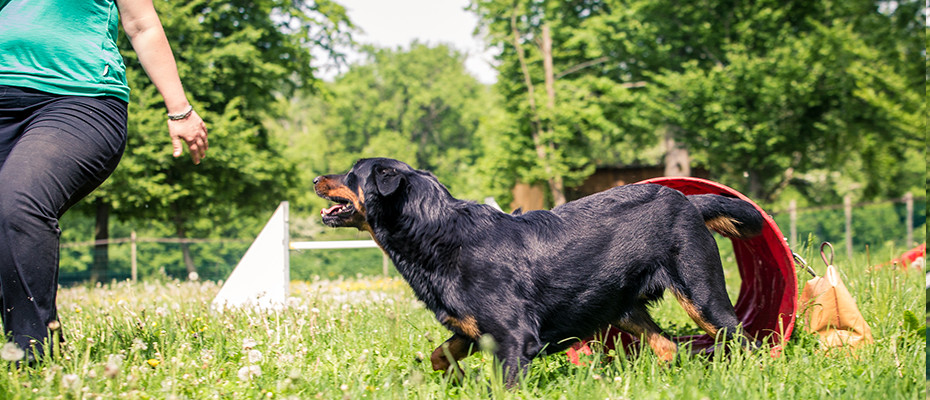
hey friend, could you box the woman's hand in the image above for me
[167,108,208,164]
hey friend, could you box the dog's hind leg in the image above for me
[429,334,477,379]
[671,286,761,353]
[615,305,678,362]
[669,232,749,344]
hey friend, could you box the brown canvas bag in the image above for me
[796,243,874,348]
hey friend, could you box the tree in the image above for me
[81,0,353,279]
[269,42,498,208]
[644,1,925,202]
[472,0,924,206]
[472,0,666,207]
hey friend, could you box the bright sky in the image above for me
[320,0,498,84]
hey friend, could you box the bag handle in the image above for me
[820,242,835,267]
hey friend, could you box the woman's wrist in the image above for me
[167,104,194,121]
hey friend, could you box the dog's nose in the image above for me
[313,176,321,185]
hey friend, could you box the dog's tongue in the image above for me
[322,204,344,215]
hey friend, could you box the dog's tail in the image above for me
[688,194,764,239]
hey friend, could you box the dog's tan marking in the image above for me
[326,186,362,210]
[671,290,719,337]
[646,331,678,362]
[443,316,481,340]
[429,335,476,379]
[705,216,743,238]
[615,310,678,362]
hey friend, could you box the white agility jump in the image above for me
[212,202,386,311]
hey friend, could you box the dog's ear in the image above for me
[374,166,405,196]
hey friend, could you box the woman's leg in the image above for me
[0,88,127,359]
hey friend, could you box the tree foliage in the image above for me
[643,0,925,202]
[472,0,924,205]
[472,0,657,206]
[268,42,498,209]
[61,0,924,279]
[67,0,352,276]
[84,0,352,234]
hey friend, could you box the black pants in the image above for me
[0,85,127,357]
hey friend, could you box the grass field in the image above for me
[0,244,924,399]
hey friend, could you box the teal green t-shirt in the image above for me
[0,0,130,102]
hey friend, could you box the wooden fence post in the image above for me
[844,195,853,261]
[789,199,797,249]
[905,192,914,246]
[131,231,138,282]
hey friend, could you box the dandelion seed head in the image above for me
[1,342,25,362]
[286,297,301,308]
[248,349,263,364]
[242,338,258,350]
[237,365,262,381]
[61,373,80,390]
[131,338,147,351]
[104,355,123,379]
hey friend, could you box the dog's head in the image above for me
[313,158,420,229]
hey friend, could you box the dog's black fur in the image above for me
[315,158,764,384]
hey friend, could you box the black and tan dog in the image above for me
[314,158,764,384]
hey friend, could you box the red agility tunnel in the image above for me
[567,177,797,364]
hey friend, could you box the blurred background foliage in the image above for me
[60,0,925,282]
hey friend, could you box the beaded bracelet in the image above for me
[167,105,194,121]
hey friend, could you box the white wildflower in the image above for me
[242,338,257,350]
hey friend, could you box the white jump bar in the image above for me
[289,240,380,250]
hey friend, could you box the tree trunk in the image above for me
[92,199,109,283]
[541,24,566,206]
[510,5,566,208]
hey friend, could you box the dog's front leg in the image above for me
[495,335,544,388]
[429,334,476,380]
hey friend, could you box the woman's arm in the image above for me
[117,0,207,164]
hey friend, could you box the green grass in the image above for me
[0,243,924,399]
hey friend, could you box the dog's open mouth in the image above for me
[320,197,358,226]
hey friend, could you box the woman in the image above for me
[0,0,208,361]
